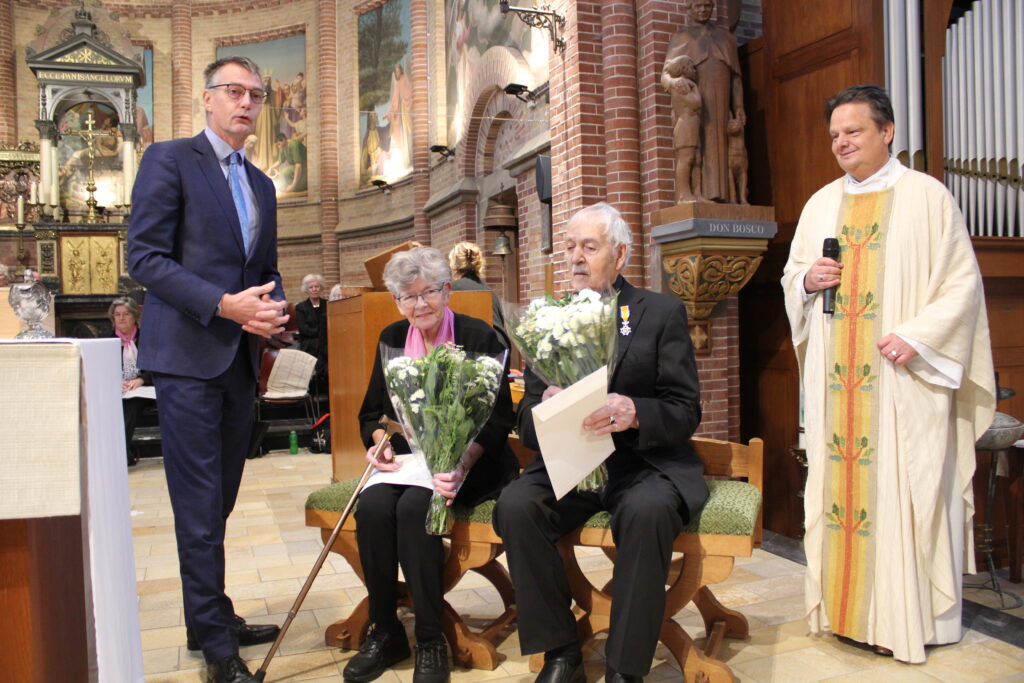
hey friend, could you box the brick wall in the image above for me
[0,0,16,145]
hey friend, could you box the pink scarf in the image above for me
[404,307,455,358]
[116,326,138,349]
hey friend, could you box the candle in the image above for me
[16,195,24,225]
[29,181,37,205]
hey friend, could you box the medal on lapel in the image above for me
[619,305,631,336]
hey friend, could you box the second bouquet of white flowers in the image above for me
[382,342,508,535]
[506,288,619,491]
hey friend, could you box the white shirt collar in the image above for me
[203,127,246,163]
[843,155,907,194]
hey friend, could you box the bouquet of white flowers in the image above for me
[505,288,619,491]
[381,342,508,535]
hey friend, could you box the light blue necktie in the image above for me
[227,152,251,254]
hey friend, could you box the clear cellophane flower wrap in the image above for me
[505,288,619,492]
[381,342,508,535]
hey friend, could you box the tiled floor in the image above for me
[131,451,1024,682]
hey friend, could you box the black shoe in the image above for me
[536,652,585,683]
[605,665,643,682]
[205,654,257,683]
[413,639,450,683]
[342,625,411,682]
[187,615,281,651]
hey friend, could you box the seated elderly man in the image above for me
[494,202,706,683]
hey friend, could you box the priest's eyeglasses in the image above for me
[395,287,445,308]
[207,83,268,104]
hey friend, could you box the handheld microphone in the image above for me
[822,238,840,315]
[815,237,839,315]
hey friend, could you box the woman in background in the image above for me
[295,273,328,380]
[109,297,150,466]
[447,241,508,348]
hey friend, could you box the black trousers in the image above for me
[355,484,445,643]
[122,396,146,461]
[493,464,683,676]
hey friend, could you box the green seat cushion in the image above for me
[581,479,760,536]
[305,479,496,524]
[307,478,760,536]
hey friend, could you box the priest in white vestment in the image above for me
[782,85,996,664]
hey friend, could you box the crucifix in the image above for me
[65,111,117,223]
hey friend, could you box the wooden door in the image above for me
[739,0,884,537]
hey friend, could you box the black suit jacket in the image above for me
[128,131,283,380]
[358,312,518,507]
[517,276,709,522]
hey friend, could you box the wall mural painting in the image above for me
[445,0,550,146]
[218,34,307,198]
[358,0,413,187]
[58,101,125,212]
[136,46,154,150]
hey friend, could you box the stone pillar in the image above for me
[601,1,643,283]
[171,1,192,139]
[0,0,15,145]
[410,0,431,243]
[317,0,340,284]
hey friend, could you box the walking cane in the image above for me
[254,415,405,682]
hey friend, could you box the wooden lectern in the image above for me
[325,244,494,481]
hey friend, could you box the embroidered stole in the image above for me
[822,189,891,640]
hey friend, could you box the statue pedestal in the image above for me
[652,202,777,443]
[653,202,776,347]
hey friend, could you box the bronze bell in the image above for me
[492,231,513,256]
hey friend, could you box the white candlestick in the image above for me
[16,195,24,225]
[29,181,37,205]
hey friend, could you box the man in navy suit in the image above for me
[128,56,289,683]
[494,202,707,683]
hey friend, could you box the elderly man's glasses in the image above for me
[207,83,268,104]
[395,287,445,307]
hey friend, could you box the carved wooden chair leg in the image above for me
[441,600,506,670]
[470,556,515,610]
[324,597,370,649]
[693,585,749,645]
[659,618,734,683]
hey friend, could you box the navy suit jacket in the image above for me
[517,276,709,522]
[127,131,283,380]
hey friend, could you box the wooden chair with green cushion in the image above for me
[304,484,515,670]
[526,436,764,682]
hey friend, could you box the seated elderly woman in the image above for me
[349,246,516,683]
[295,273,328,378]
[109,297,152,466]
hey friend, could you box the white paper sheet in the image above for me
[122,385,156,400]
[531,366,614,499]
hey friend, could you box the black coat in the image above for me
[517,276,709,522]
[295,298,326,359]
[358,312,517,507]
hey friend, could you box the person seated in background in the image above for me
[328,283,344,301]
[447,241,508,348]
[295,273,327,381]
[109,297,152,466]
[348,246,517,683]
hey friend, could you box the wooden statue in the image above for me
[663,0,748,204]
[662,55,703,203]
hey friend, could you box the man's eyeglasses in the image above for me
[207,83,268,104]
[395,287,445,307]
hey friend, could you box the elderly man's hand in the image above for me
[583,392,638,435]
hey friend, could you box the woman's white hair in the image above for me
[567,202,632,264]
[382,247,452,296]
[301,273,326,294]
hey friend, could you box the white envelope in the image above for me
[531,366,614,499]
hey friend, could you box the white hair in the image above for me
[382,247,452,297]
[301,273,326,294]
[567,202,633,264]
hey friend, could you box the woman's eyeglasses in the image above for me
[395,287,445,307]
[207,83,268,104]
